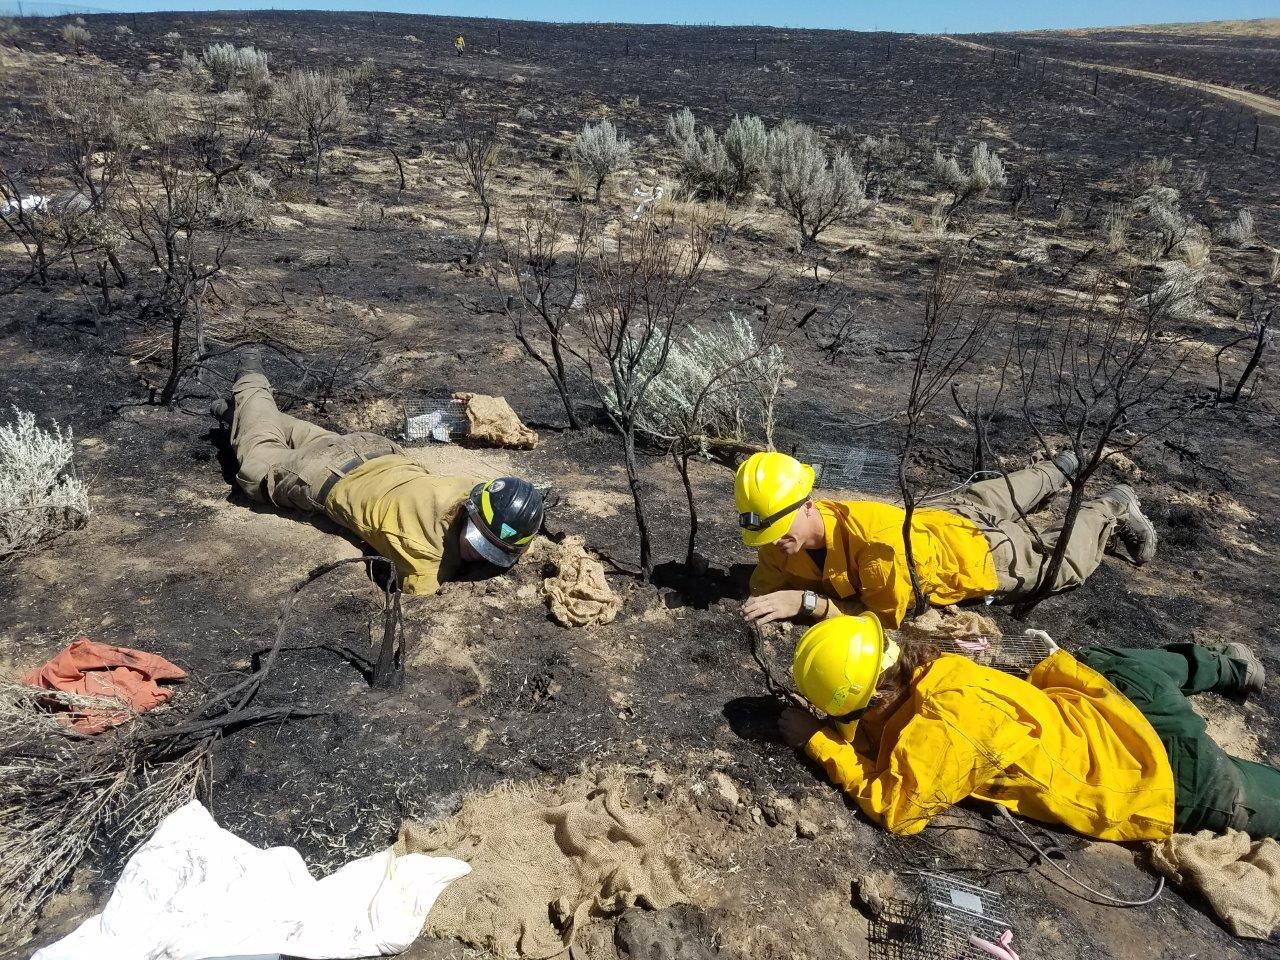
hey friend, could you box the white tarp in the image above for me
[0,194,49,217]
[34,800,470,960]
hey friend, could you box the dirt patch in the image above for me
[562,488,635,519]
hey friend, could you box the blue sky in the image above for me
[14,0,1280,33]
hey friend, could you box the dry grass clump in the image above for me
[0,408,89,564]
[1103,202,1132,252]
[60,23,89,54]
[1220,208,1255,247]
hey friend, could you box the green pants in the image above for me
[1077,644,1280,840]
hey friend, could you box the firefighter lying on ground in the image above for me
[211,348,543,595]
[780,614,1277,841]
[735,450,1156,629]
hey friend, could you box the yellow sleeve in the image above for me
[377,532,443,595]
[826,596,866,618]
[804,687,1034,836]
[748,547,791,596]
[856,540,913,628]
[400,564,440,595]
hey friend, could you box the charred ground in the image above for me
[2,11,1280,960]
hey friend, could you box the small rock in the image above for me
[761,795,798,828]
[852,870,908,919]
[796,818,820,840]
[750,806,763,825]
[705,771,740,813]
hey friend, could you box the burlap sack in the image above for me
[396,773,690,958]
[453,392,538,450]
[898,606,1000,644]
[1150,830,1280,939]
[542,536,621,628]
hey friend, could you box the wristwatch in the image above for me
[801,590,818,615]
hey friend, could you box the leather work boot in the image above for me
[209,398,232,428]
[1224,642,1266,698]
[1101,484,1157,565]
[237,345,264,380]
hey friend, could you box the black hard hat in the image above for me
[462,477,544,568]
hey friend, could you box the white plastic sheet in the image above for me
[34,800,470,960]
[0,194,49,217]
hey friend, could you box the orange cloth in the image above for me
[21,638,187,734]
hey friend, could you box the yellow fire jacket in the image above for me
[749,500,998,627]
[805,651,1176,841]
[324,456,481,595]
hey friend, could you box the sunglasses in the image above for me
[738,497,808,533]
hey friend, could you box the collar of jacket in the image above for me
[817,501,854,598]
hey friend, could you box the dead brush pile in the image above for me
[0,560,353,948]
[0,682,206,944]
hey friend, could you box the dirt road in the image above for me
[942,34,1280,120]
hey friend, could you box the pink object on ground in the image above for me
[969,928,1019,960]
[21,637,187,734]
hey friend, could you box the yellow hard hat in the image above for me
[734,451,816,547]
[792,614,900,717]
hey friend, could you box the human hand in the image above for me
[742,590,804,624]
[779,706,822,748]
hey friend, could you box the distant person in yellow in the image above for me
[210,349,543,594]
[454,33,466,56]
[735,451,1155,628]
[778,613,1277,840]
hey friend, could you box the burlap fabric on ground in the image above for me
[395,773,691,958]
[454,392,538,449]
[897,606,1000,643]
[1150,829,1280,939]
[542,536,622,628]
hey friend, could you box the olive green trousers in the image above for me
[230,373,399,512]
[941,463,1125,598]
[1078,644,1280,840]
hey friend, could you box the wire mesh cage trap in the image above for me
[402,396,469,444]
[869,872,1019,960]
[946,630,1059,676]
[801,440,900,495]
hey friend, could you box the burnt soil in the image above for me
[3,11,1280,960]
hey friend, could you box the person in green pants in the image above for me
[1076,643,1279,839]
[782,612,1277,843]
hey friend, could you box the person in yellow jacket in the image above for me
[779,614,1277,841]
[736,451,1156,628]
[210,350,543,594]
[454,33,466,56]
